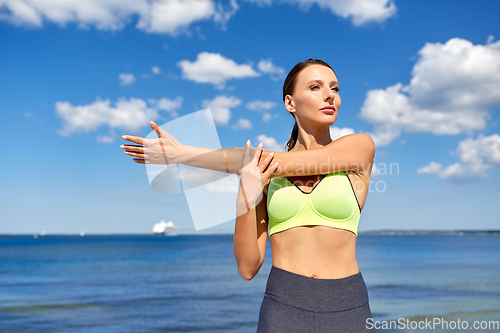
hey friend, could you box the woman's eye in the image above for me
[310,85,319,90]
[332,87,340,92]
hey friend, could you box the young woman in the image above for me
[121,59,375,332]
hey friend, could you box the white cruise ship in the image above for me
[152,220,178,236]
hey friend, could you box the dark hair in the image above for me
[283,59,336,151]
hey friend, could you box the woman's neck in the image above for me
[290,125,332,151]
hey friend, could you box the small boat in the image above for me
[153,220,178,236]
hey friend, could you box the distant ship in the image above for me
[153,220,178,236]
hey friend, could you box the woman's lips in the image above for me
[320,107,336,115]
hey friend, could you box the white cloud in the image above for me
[258,59,285,79]
[417,161,443,175]
[202,95,241,125]
[119,73,135,86]
[319,0,396,25]
[360,38,500,146]
[262,112,272,122]
[0,0,236,35]
[246,100,276,111]
[152,66,161,74]
[256,134,284,152]
[24,112,44,124]
[178,52,260,88]
[136,0,215,34]
[417,134,500,182]
[56,97,158,136]
[149,96,182,118]
[96,129,116,143]
[57,95,182,141]
[329,126,355,141]
[212,0,239,29]
[0,0,391,34]
[0,0,144,29]
[244,0,396,25]
[232,118,252,130]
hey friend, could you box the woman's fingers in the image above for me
[259,148,278,179]
[150,120,167,138]
[120,144,144,153]
[150,121,160,136]
[122,123,180,166]
[124,151,145,159]
[258,151,274,172]
[122,135,145,145]
[242,140,251,167]
[150,121,181,145]
[121,144,143,148]
[253,142,263,164]
[133,158,146,164]
[263,161,279,179]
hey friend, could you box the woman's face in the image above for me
[285,64,341,128]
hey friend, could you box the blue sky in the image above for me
[1,0,499,234]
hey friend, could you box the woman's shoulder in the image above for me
[332,133,375,158]
[334,133,375,146]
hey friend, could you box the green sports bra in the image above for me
[266,172,361,236]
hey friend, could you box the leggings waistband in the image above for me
[264,266,370,312]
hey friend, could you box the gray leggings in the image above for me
[257,266,374,333]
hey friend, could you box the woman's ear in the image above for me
[284,95,296,114]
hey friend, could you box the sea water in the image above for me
[0,235,499,332]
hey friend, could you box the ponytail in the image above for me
[285,119,299,152]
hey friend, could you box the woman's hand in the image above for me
[238,140,279,212]
[120,120,182,165]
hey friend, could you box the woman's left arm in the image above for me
[122,121,374,177]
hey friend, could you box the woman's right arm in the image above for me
[233,141,276,281]
[234,189,269,281]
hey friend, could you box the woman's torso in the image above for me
[264,171,370,279]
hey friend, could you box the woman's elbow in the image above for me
[239,271,256,281]
[237,265,260,281]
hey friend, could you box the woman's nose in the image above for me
[325,90,336,102]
